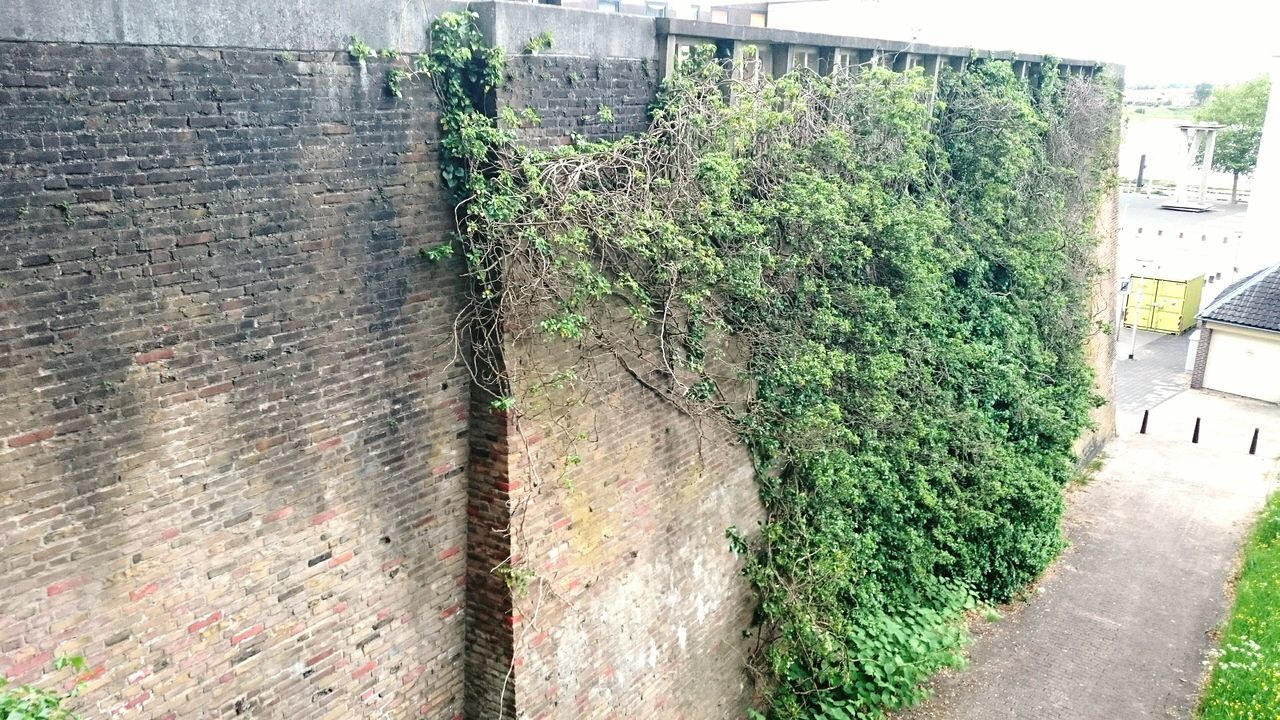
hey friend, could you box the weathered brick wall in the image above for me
[504,352,762,719]
[499,54,659,146]
[1077,187,1119,460]
[1190,323,1213,388]
[0,43,470,718]
[473,54,766,719]
[0,9,1120,719]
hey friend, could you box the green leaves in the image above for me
[0,655,87,720]
[1196,75,1271,176]
[424,19,1117,717]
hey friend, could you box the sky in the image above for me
[756,0,1277,87]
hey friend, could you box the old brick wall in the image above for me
[0,43,470,718]
[469,50,766,719]
[0,5,1121,719]
[504,352,762,719]
[1077,187,1119,461]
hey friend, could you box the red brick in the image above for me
[328,550,353,568]
[263,506,293,523]
[436,545,461,561]
[310,509,338,526]
[305,648,334,667]
[230,624,263,645]
[46,575,87,597]
[8,427,54,448]
[124,691,150,709]
[187,610,221,634]
[129,582,159,602]
[381,556,405,572]
[440,604,460,619]
[352,661,377,679]
[5,650,53,679]
[551,516,572,531]
[158,527,179,542]
[135,347,175,364]
[315,436,342,450]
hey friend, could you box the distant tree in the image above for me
[1196,76,1272,203]
[1194,82,1213,105]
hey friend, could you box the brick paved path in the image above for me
[1113,329,1191,415]
[900,390,1280,720]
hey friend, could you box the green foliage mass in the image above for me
[1197,76,1272,177]
[418,12,1118,718]
[0,655,86,720]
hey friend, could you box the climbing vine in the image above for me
[414,12,1119,718]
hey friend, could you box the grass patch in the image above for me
[1198,490,1280,719]
[1124,104,1197,121]
[1072,451,1107,487]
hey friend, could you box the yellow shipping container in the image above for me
[1123,274,1205,334]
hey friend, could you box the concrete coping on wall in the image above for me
[473,1,657,59]
[0,0,1118,78]
[654,17,1113,76]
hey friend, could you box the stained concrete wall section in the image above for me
[0,0,466,50]
[472,1,657,59]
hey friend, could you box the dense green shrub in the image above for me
[417,13,1118,717]
[0,656,86,720]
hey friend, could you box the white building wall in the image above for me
[1201,323,1280,403]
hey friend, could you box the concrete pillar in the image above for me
[1198,129,1218,203]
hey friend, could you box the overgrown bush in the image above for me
[415,13,1119,717]
[0,655,86,720]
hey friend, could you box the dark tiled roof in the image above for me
[1199,262,1280,333]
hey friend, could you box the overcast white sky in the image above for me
[760,0,1276,86]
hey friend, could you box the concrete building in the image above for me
[1191,262,1280,402]
[533,0,769,24]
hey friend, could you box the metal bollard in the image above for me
[1140,410,1149,435]
[1250,428,1259,455]
[1192,418,1201,444]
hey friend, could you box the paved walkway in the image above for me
[1113,329,1191,415]
[899,390,1280,720]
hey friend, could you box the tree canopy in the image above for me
[1197,76,1272,177]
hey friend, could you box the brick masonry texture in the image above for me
[0,32,1118,720]
[1190,323,1212,388]
[0,43,470,718]
[505,346,763,719]
[466,54,766,718]
[499,54,660,146]
[1077,189,1119,461]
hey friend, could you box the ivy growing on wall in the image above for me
[413,12,1119,718]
